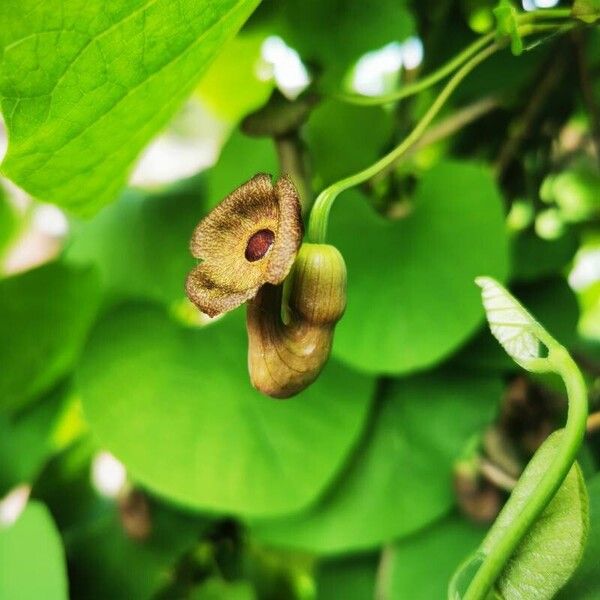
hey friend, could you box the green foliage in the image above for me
[77,304,374,517]
[251,370,500,554]
[306,100,393,186]
[65,175,203,306]
[385,515,486,599]
[0,502,68,600]
[0,2,597,598]
[0,262,100,413]
[481,432,588,599]
[330,161,509,374]
[0,0,259,215]
[494,0,523,55]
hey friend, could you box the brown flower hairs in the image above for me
[185,174,303,318]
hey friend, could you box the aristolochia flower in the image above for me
[185,174,303,317]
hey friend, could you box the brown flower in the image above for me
[186,174,303,317]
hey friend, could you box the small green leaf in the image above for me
[0,262,101,413]
[572,0,600,24]
[493,0,523,55]
[476,276,558,372]
[481,431,589,599]
[458,277,579,372]
[250,370,501,554]
[0,0,260,215]
[0,502,68,600]
[330,161,509,374]
[77,304,375,517]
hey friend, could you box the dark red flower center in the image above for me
[245,229,275,262]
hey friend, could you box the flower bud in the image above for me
[287,243,347,326]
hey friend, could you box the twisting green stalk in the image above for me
[337,32,495,107]
[307,21,576,244]
[461,278,588,599]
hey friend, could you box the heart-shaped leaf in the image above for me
[76,304,375,518]
[250,370,501,554]
[329,161,509,374]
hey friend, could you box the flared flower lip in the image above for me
[185,173,303,317]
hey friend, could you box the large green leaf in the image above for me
[559,473,600,598]
[0,262,100,413]
[77,304,374,517]
[0,501,68,600]
[383,515,486,600]
[329,161,509,374]
[65,175,203,306]
[477,431,588,599]
[0,0,259,215]
[251,370,500,554]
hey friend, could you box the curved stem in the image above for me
[337,9,572,108]
[463,347,588,600]
[337,32,495,107]
[306,41,500,243]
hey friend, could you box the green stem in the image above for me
[463,346,588,600]
[337,8,572,107]
[306,41,500,243]
[307,20,576,244]
[337,32,495,107]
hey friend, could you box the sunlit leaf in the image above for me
[476,276,559,372]
[458,277,579,371]
[0,0,260,214]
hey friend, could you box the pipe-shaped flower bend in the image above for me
[247,243,347,398]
